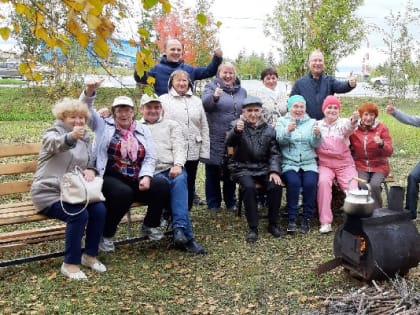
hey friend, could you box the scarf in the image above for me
[117,121,139,162]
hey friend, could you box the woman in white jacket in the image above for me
[159,70,210,211]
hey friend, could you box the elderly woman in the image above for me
[248,67,287,126]
[276,95,321,234]
[159,70,210,211]
[201,62,247,213]
[30,98,107,280]
[350,102,393,209]
[81,80,170,252]
[316,95,359,234]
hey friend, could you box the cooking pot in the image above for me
[343,177,375,217]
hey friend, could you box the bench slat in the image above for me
[0,143,40,158]
[0,214,144,251]
[0,161,38,176]
[0,180,33,196]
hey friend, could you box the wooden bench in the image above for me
[0,143,148,267]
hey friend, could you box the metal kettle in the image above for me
[343,177,375,217]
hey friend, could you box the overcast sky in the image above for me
[203,0,418,74]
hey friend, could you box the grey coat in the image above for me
[30,120,94,212]
[201,77,247,165]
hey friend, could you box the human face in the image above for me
[218,65,236,87]
[361,112,376,127]
[63,112,86,128]
[114,105,134,130]
[308,51,324,78]
[242,105,262,126]
[140,102,162,124]
[289,102,306,120]
[262,74,278,90]
[165,39,183,62]
[171,73,190,95]
[323,105,340,123]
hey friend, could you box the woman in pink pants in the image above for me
[316,95,359,233]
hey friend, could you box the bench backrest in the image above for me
[0,143,40,197]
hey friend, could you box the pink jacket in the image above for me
[316,117,356,168]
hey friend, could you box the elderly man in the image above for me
[225,96,283,243]
[290,50,356,120]
[139,94,207,254]
[134,38,223,96]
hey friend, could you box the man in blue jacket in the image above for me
[291,50,357,120]
[134,39,223,96]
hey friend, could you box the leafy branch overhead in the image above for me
[0,0,183,81]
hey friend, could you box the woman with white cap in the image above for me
[81,80,170,252]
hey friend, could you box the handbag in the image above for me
[60,166,105,216]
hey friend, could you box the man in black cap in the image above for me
[225,96,283,242]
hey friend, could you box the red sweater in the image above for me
[349,122,393,175]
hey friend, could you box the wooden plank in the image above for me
[0,143,40,158]
[0,180,33,196]
[0,161,37,176]
[0,214,144,251]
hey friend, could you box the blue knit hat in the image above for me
[287,95,306,111]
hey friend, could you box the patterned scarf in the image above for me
[117,121,139,162]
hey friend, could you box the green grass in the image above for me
[0,92,419,314]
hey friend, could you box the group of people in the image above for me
[30,39,419,280]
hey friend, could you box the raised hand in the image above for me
[85,77,105,96]
[236,115,245,132]
[348,71,357,88]
[386,104,395,115]
[288,118,297,132]
[71,125,86,140]
[214,83,223,100]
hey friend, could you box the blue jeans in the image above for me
[282,170,318,222]
[155,169,193,240]
[44,201,106,265]
[406,160,420,219]
[205,164,236,209]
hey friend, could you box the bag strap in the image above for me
[60,166,90,216]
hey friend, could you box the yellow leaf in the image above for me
[161,0,171,13]
[196,13,207,26]
[86,0,103,15]
[44,36,56,48]
[67,18,81,35]
[86,13,102,30]
[146,76,155,85]
[93,37,109,58]
[76,32,89,48]
[0,27,10,40]
[15,3,29,15]
[128,39,137,47]
[142,0,158,10]
[137,27,149,38]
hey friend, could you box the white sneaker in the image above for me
[60,263,88,280]
[141,224,164,241]
[98,237,115,252]
[319,223,332,234]
[81,255,107,273]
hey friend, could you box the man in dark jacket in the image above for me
[134,39,223,96]
[291,50,356,120]
[225,96,283,243]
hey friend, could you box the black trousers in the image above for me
[184,160,199,211]
[237,174,282,229]
[101,171,170,238]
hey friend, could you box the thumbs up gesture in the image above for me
[373,132,383,145]
[348,71,357,88]
[214,83,223,99]
[236,115,245,132]
[313,121,320,136]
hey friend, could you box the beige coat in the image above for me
[159,89,210,161]
[141,117,187,174]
